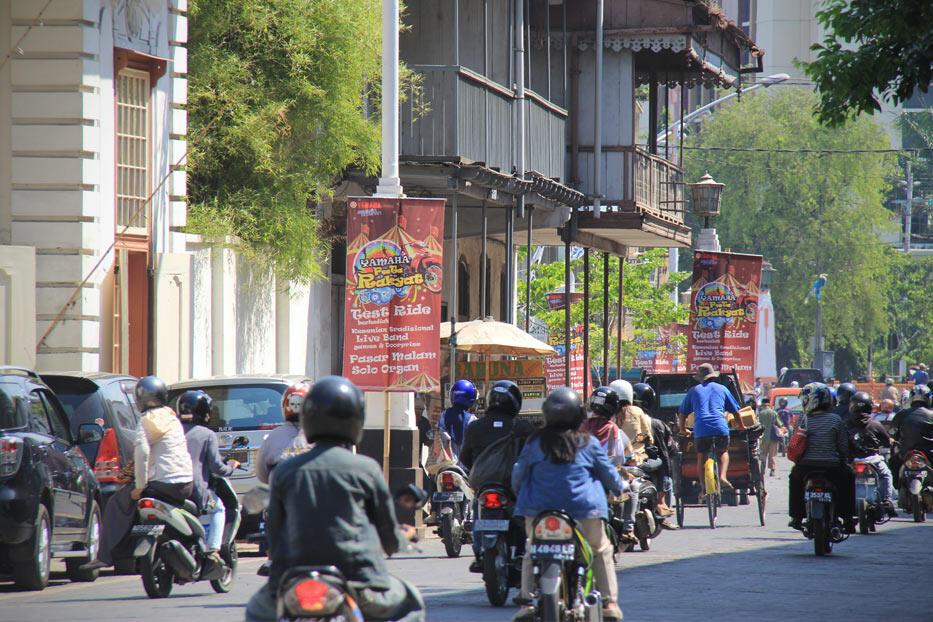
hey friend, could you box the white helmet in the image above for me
[609,379,633,405]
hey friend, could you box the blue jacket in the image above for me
[511,435,625,520]
[437,405,475,458]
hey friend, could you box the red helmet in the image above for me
[282,382,311,420]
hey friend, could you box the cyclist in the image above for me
[677,363,745,495]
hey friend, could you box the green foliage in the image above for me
[885,250,933,368]
[683,88,896,377]
[518,248,688,371]
[802,0,933,127]
[186,0,384,284]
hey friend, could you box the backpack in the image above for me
[468,432,525,491]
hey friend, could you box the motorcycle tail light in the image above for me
[534,514,573,541]
[854,463,869,476]
[807,478,828,489]
[283,578,343,616]
[139,499,156,509]
[482,491,505,508]
[441,472,455,490]
[94,428,122,482]
[0,437,22,476]
[905,452,929,470]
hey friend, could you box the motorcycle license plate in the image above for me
[530,543,575,561]
[474,519,509,532]
[131,524,164,536]
[804,491,832,502]
[859,477,876,485]
[433,491,464,502]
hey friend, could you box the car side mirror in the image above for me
[231,436,250,449]
[77,423,105,444]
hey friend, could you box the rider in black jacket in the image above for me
[890,385,933,477]
[847,391,897,517]
[459,380,534,471]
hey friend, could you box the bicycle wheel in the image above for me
[756,482,767,526]
[675,494,685,529]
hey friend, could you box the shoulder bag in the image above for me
[786,414,808,463]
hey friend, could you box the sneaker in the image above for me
[603,600,624,620]
[512,606,536,622]
[468,559,482,573]
[884,501,899,518]
[788,518,803,531]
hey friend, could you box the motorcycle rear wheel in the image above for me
[441,514,462,558]
[912,494,925,523]
[536,577,562,622]
[482,540,510,607]
[141,549,174,598]
[211,541,238,593]
[857,500,870,535]
[812,518,827,556]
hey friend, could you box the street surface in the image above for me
[3,458,931,621]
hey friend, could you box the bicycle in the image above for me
[703,452,720,529]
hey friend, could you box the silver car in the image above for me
[167,374,311,519]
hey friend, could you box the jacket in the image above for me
[134,406,193,490]
[266,442,407,593]
[511,434,626,520]
[846,411,891,459]
[649,417,677,471]
[437,405,475,458]
[757,407,783,448]
[256,421,310,484]
[892,406,933,457]
[183,423,235,511]
[620,405,653,445]
[795,410,847,466]
[460,409,534,470]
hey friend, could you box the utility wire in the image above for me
[680,146,930,154]
[0,0,56,71]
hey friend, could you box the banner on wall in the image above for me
[687,251,763,392]
[633,324,687,373]
[342,196,445,392]
[544,326,587,395]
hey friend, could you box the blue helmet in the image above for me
[800,382,834,414]
[450,379,477,408]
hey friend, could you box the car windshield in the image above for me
[170,384,287,432]
[0,382,25,429]
[653,374,740,410]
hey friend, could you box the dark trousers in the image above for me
[788,463,855,521]
[99,480,193,563]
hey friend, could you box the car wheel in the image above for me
[13,505,52,590]
[66,501,101,582]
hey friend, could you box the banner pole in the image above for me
[383,391,391,479]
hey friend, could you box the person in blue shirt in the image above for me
[910,363,929,385]
[678,363,745,494]
[511,387,626,621]
[436,379,477,463]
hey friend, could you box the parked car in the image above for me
[41,373,140,508]
[0,366,104,590]
[775,368,823,388]
[166,375,311,524]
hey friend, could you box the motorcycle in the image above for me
[241,483,271,553]
[853,459,891,534]
[898,449,932,522]
[473,485,524,606]
[609,464,662,552]
[432,464,473,557]
[802,472,847,556]
[131,476,240,597]
[527,510,604,622]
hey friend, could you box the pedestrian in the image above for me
[911,363,930,385]
[880,378,900,404]
[753,377,763,401]
[756,400,783,477]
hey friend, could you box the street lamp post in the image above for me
[691,172,724,252]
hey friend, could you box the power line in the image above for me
[681,146,928,154]
[0,0,56,71]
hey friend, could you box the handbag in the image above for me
[786,415,808,463]
[770,421,784,442]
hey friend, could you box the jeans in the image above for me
[856,455,894,502]
[203,491,225,551]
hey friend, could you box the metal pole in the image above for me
[383,392,391,477]
[545,0,551,101]
[564,241,571,385]
[375,0,403,197]
[450,191,459,396]
[593,0,603,219]
[515,0,526,219]
[906,160,914,253]
[562,0,567,106]
[506,201,515,323]
[584,248,590,398]
[480,200,487,317]
[525,207,533,331]
[603,252,609,384]
[616,255,624,373]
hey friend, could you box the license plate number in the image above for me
[859,477,876,485]
[805,491,832,502]
[474,519,509,532]
[530,543,575,561]
[433,491,464,502]
[131,524,164,536]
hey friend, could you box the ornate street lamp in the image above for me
[690,172,724,228]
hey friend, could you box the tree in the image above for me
[682,88,896,377]
[801,0,933,127]
[518,248,688,379]
[186,0,383,284]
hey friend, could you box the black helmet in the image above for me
[588,386,620,419]
[301,375,365,445]
[135,376,168,411]
[177,390,212,425]
[849,391,873,416]
[486,380,522,416]
[542,386,585,429]
[632,382,656,410]
[777,397,788,408]
[836,382,857,405]
[909,384,931,407]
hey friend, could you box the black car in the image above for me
[41,373,140,506]
[0,366,104,590]
[776,368,824,388]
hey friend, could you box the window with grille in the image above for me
[115,69,150,231]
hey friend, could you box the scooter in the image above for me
[802,472,847,556]
[609,465,662,552]
[473,485,524,607]
[527,510,604,621]
[432,464,474,557]
[898,449,932,522]
[131,476,240,597]
[854,459,891,534]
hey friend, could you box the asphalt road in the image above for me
[3,457,932,621]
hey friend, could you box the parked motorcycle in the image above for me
[854,459,891,534]
[527,510,604,621]
[802,472,847,556]
[898,449,932,522]
[131,476,240,597]
[432,464,473,557]
[473,485,524,606]
[609,464,662,552]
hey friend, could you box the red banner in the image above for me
[687,251,762,392]
[544,325,586,395]
[633,324,687,373]
[343,196,445,392]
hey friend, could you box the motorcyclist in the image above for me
[776,397,794,428]
[610,379,653,449]
[846,391,897,518]
[97,376,194,568]
[634,382,678,523]
[787,382,855,533]
[889,384,933,478]
[511,387,626,621]
[177,390,238,564]
[459,380,533,471]
[833,382,857,424]
[246,376,424,622]
[436,379,477,463]
[255,381,312,485]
